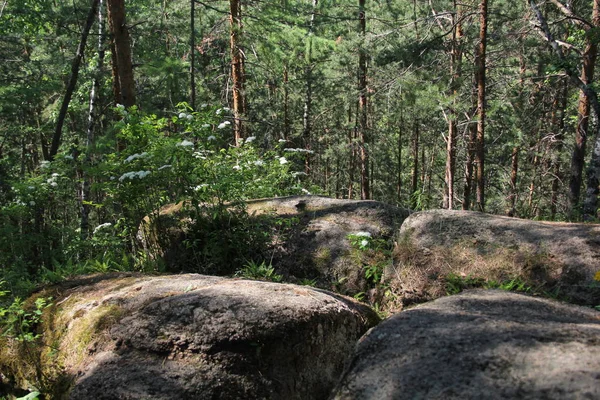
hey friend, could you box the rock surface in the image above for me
[391,210,600,305]
[332,289,600,399]
[247,196,409,294]
[1,274,379,399]
[138,196,410,296]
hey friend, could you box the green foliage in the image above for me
[236,260,283,282]
[0,283,52,343]
[445,273,533,296]
[16,392,41,400]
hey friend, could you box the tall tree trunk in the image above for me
[551,82,569,220]
[397,110,403,204]
[229,0,246,146]
[348,127,356,199]
[570,0,600,218]
[283,65,289,140]
[463,110,477,209]
[302,0,318,174]
[107,0,135,108]
[49,0,100,159]
[411,119,419,209]
[474,0,488,212]
[358,0,370,200]
[444,0,462,210]
[81,0,106,240]
[189,0,196,110]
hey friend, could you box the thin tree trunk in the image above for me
[397,112,403,204]
[463,116,476,210]
[348,127,356,199]
[302,0,318,174]
[444,0,462,210]
[107,0,135,108]
[507,146,519,217]
[283,65,289,140]
[474,0,488,212]
[81,0,105,240]
[49,0,100,159]
[190,0,196,110]
[551,82,568,220]
[229,0,246,146]
[411,119,419,209]
[358,0,370,200]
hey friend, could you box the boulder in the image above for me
[137,196,410,296]
[1,273,379,399]
[391,210,600,306]
[247,196,409,294]
[332,289,600,399]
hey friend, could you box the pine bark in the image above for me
[474,0,488,212]
[444,0,462,210]
[107,0,135,108]
[358,0,370,200]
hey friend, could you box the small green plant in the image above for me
[353,292,366,301]
[445,273,485,295]
[364,263,384,285]
[0,284,52,343]
[347,232,373,250]
[299,278,317,287]
[445,273,534,295]
[236,260,283,282]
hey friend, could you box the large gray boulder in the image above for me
[332,290,600,399]
[247,196,409,295]
[391,210,600,306]
[0,273,379,399]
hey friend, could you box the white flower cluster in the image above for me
[178,112,194,121]
[278,139,287,143]
[194,184,208,191]
[217,121,231,129]
[124,152,148,163]
[292,171,307,178]
[64,155,74,160]
[254,160,264,166]
[354,231,372,238]
[93,222,112,235]
[207,135,216,141]
[215,107,230,115]
[284,148,314,154]
[157,164,172,171]
[245,136,256,144]
[119,170,151,182]
[40,161,50,169]
[301,188,311,195]
[202,124,211,129]
[177,140,194,147]
[115,104,128,116]
[279,157,288,165]
[47,173,60,187]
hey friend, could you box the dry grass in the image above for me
[384,234,565,312]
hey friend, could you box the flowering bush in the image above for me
[0,103,317,293]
